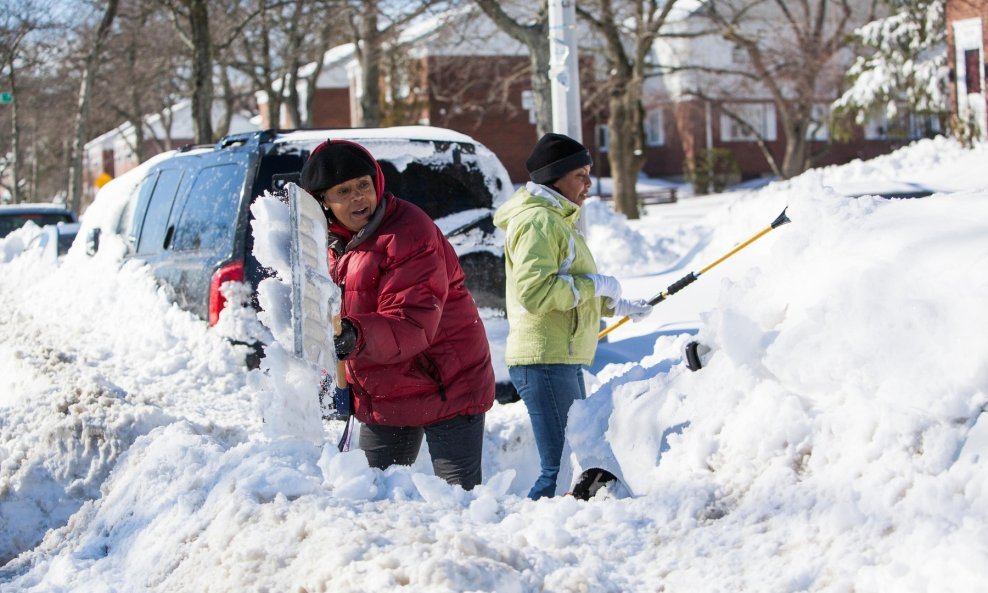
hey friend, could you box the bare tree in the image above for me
[692,0,879,179]
[577,0,681,219]
[344,0,441,127]
[226,0,344,130]
[0,0,57,204]
[287,14,344,128]
[0,19,29,204]
[9,46,82,204]
[99,1,186,162]
[68,0,119,215]
[164,0,215,143]
[472,0,552,137]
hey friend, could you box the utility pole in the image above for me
[548,0,582,142]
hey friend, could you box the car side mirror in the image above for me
[86,227,101,256]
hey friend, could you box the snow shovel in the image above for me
[597,208,791,340]
[288,182,337,369]
[287,183,354,450]
[571,209,792,501]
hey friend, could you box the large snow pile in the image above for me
[1,136,986,592]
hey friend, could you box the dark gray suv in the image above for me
[112,127,510,332]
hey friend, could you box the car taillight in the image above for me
[208,261,245,326]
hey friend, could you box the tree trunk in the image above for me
[284,68,302,128]
[30,131,38,203]
[188,0,213,143]
[126,42,145,162]
[68,0,119,214]
[9,70,20,204]
[358,8,382,127]
[607,87,645,220]
[528,37,552,138]
[215,64,234,139]
[779,96,816,179]
[780,120,809,179]
[301,54,324,128]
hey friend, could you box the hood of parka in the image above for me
[493,182,581,232]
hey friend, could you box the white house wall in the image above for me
[653,0,878,103]
[405,9,528,58]
[312,44,357,89]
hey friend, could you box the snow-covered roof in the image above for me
[84,100,260,151]
[297,6,528,92]
[296,43,357,89]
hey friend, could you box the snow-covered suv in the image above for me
[110,127,511,331]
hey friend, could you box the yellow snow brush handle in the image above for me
[598,209,791,340]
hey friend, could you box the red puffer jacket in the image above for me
[327,156,495,427]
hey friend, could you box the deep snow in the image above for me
[1,136,987,592]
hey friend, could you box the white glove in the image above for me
[607,298,653,322]
[585,273,622,301]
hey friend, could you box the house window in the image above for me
[520,90,536,124]
[910,113,942,138]
[965,49,982,94]
[720,103,777,142]
[807,103,830,141]
[731,45,748,65]
[864,110,942,140]
[596,124,610,153]
[645,110,665,146]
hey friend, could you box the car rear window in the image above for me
[172,163,245,252]
[377,159,492,219]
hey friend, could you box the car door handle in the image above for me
[163,225,175,250]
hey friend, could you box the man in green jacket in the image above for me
[493,133,652,499]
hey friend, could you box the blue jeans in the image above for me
[509,364,587,500]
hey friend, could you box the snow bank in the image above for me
[2,137,987,592]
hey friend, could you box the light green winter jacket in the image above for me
[493,182,611,366]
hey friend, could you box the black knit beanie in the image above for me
[525,133,593,184]
[300,141,377,195]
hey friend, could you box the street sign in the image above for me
[94,172,113,188]
[0,92,12,104]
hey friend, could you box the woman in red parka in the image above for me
[300,139,495,490]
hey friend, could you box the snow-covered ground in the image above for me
[1,136,987,592]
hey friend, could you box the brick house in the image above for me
[644,1,945,184]
[946,0,988,137]
[258,7,598,183]
[271,4,948,187]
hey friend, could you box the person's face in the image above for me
[553,165,593,206]
[321,175,378,232]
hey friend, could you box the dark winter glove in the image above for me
[334,317,358,359]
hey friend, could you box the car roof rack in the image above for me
[177,143,214,153]
[215,129,299,150]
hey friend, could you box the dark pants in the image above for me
[509,364,587,500]
[359,413,485,490]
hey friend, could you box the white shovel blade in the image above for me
[287,182,338,369]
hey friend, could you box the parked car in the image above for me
[26,221,81,260]
[91,128,511,370]
[0,204,77,238]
